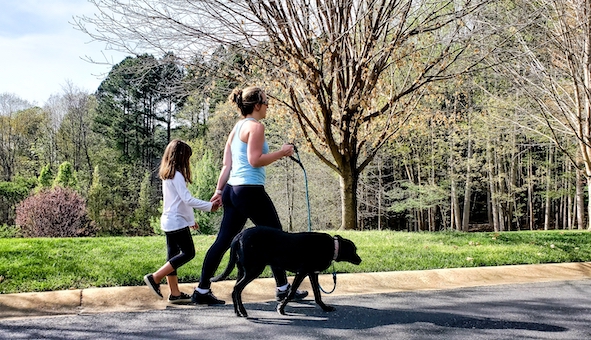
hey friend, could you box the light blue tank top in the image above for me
[227,118,269,186]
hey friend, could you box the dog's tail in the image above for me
[209,238,238,282]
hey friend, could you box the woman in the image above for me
[192,86,308,305]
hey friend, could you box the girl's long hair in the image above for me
[159,139,193,183]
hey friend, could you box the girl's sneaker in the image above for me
[143,274,162,298]
[168,292,192,303]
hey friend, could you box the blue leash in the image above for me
[288,145,312,232]
[288,144,337,294]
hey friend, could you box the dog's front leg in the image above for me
[309,273,335,312]
[277,273,306,315]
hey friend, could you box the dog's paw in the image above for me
[321,305,336,312]
[276,304,287,315]
[234,309,248,317]
[233,305,248,317]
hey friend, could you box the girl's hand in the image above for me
[210,195,222,212]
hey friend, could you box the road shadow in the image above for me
[244,300,567,333]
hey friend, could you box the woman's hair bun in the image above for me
[230,89,244,109]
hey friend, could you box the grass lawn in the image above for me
[1,230,590,294]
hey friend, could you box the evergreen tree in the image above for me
[37,164,53,190]
[187,140,221,234]
[53,161,78,189]
[132,171,158,235]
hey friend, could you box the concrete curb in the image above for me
[2,262,591,319]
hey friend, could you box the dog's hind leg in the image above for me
[232,264,265,317]
[231,262,247,317]
[309,273,335,312]
[276,273,306,315]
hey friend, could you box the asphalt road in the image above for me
[1,279,590,340]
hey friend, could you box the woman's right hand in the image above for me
[280,143,295,158]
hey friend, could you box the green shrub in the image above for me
[15,187,95,237]
[151,214,163,235]
[0,224,20,238]
[0,176,37,226]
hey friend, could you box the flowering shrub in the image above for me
[15,187,95,237]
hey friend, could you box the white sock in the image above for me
[277,283,289,292]
[196,288,210,294]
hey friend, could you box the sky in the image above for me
[0,0,127,106]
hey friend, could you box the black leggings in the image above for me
[198,185,287,289]
[166,226,196,276]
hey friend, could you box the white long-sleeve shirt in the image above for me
[160,171,213,232]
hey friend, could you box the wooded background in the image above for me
[2,0,590,236]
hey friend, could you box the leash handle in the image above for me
[288,143,304,169]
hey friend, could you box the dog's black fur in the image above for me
[210,226,362,317]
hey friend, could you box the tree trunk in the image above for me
[430,122,436,232]
[566,160,573,230]
[450,152,461,231]
[339,167,358,230]
[576,166,585,230]
[462,125,472,232]
[587,176,591,231]
[487,139,499,232]
[286,163,294,232]
[508,126,518,231]
[527,150,535,230]
[555,166,560,230]
[377,156,383,231]
[544,148,552,230]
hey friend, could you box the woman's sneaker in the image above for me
[143,274,163,298]
[191,290,226,305]
[276,284,308,301]
[168,292,192,304]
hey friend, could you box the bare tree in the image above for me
[492,0,591,230]
[56,82,95,178]
[0,93,33,181]
[76,0,492,229]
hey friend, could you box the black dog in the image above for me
[210,226,362,317]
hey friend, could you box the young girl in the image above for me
[144,139,220,303]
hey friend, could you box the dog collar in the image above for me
[333,236,339,260]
